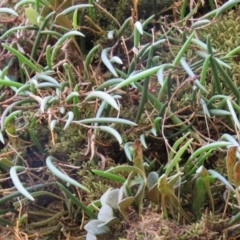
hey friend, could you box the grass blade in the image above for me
[92,169,125,183]
[112,66,162,90]
[57,182,97,219]
[2,44,41,72]
[173,32,194,66]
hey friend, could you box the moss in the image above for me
[124,211,226,239]
[48,124,86,163]
[78,161,124,203]
[199,5,240,87]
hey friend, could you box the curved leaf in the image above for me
[76,118,137,126]
[57,4,93,17]
[40,96,53,112]
[10,166,34,201]
[51,31,85,63]
[216,0,240,17]
[63,111,74,130]
[2,44,40,72]
[101,48,118,77]
[191,19,210,29]
[112,66,162,89]
[110,56,123,64]
[46,156,89,192]
[86,91,120,111]
[99,126,122,144]
[208,169,234,192]
[135,21,143,34]
[0,7,18,16]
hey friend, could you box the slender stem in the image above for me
[136,46,154,122]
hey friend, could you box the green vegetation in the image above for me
[1,0,240,239]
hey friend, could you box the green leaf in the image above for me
[98,205,114,222]
[227,99,240,131]
[51,31,85,63]
[46,156,89,192]
[118,196,135,218]
[101,48,118,77]
[106,165,146,182]
[110,56,123,64]
[57,4,93,17]
[84,44,100,76]
[191,19,210,29]
[96,78,124,91]
[0,131,4,144]
[13,190,65,208]
[216,0,240,17]
[86,91,120,111]
[192,178,206,216]
[0,26,38,41]
[146,183,159,204]
[135,21,143,34]
[99,126,122,144]
[105,189,120,209]
[10,166,34,201]
[40,96,53,112]
[147,172,158,189]
[208,169,234,192]
[92,170,125,183]
[173,32,194,66]
[112,66,162,89]
[25,7,41,26]
[0,158,14,172]
[187,141,232,165]
[65,92,79,103]
[140,134,147,149]
[15,0,35,10]
[196,166,214,212]
[36,73,60,86]
[76,118,137,126]
[57,182,96,219]
[28,128,45,153]
[63,111,74,130]
[124,142,133,161]
[0,7,18,16]
[0,182,54,205]
[3,110,21,129]
[1,44,41,72]
[166,138,193,176]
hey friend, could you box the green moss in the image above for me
[79,161,122,203]
[199,6,240,86]
[48,124,86,163]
